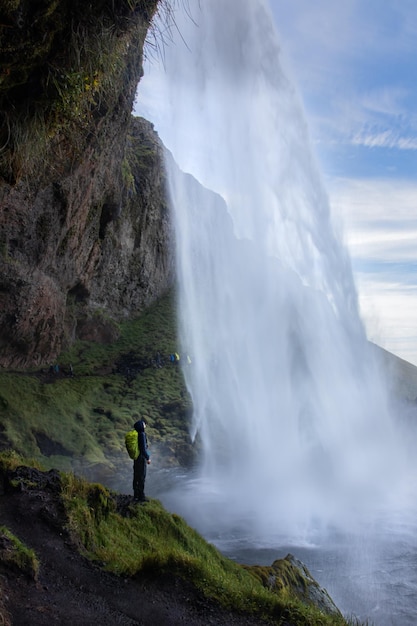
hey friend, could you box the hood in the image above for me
[134,419,145,433]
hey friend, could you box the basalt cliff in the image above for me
[0,0,174,369]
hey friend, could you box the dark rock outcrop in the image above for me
[0,0,174,368]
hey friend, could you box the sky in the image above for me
[137,0,417,367]
[268,0,417,366]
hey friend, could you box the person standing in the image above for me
[133,418,151,502]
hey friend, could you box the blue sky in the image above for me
[269,0,417,365]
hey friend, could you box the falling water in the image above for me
[137,0,417,622]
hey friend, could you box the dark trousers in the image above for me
[133,456,147,500]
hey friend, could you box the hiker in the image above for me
[133,418,151,502]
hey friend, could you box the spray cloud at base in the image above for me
[139,0,416,542]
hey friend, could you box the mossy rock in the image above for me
[247,553,342,617]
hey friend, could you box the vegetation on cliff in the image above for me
[0,0,161,181]
[0,0,174,369]
[0,451,356,625]
[0,290,195,476]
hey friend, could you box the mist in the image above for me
[135,2,417,620]
[139,0,411,535]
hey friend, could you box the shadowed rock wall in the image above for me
[0,1,174,368]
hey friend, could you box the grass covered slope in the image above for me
[0,451,351,626]
[0,290,194,476]
[3,291,414,483]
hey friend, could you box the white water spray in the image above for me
[140,0,413,542]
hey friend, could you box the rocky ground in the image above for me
[0,471,273,626]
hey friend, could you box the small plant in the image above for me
[0,525,39,580]
[121,156,135,193]
[0,449,43,474]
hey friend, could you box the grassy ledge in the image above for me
[0,451,360,626]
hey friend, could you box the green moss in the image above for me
[249,558,309,594]
[0,525,39,580]
[121,156,136,193]
[0,449,43,474]
[0,291,193,471]
[0,0,159,181]
[0,456,363,626]
[57,471,349,625]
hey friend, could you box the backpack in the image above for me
[125,429,139,460]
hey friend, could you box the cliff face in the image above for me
[0,0,174,368]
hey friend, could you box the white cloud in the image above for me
[347,230,417,263]
[356,276,417,366]
[329,179,417,262]
[329,178,417,223]
[327,178,417,364]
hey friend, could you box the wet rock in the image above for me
[248,552,342,617]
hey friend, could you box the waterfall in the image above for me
[140,0,410,541]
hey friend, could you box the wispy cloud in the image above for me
[360,87,409,117]
[351,129,417,150]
